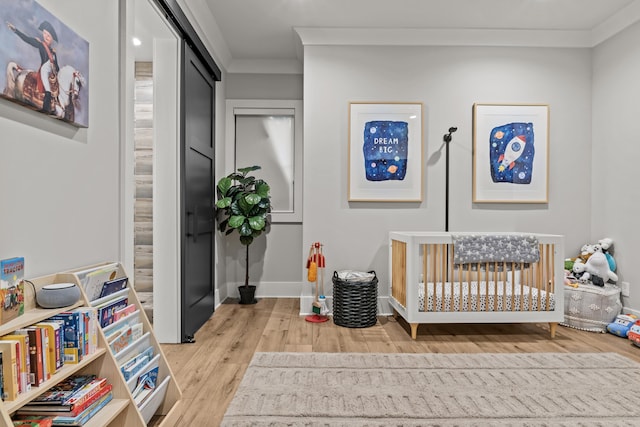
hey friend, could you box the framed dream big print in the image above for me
[349,102,423,202]
[473,103,549,203]
[0,0,89,127]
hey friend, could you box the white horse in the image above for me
[5,61,85,122]
[53,65,86,121]
[3,61,22,96]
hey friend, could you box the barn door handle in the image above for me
[186,208,198,243]
[193,205,198,243]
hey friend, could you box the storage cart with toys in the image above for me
[305,242,329,323]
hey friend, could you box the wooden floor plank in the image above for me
[153,298,640,426]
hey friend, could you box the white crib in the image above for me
[388,231,565,339]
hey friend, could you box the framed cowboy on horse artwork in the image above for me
[1,0,89,128]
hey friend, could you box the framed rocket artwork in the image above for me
[348,102,423,202]
[472,104,549,203]
[0,0,89,127]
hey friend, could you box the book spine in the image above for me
[0,342,19,400]
[66,377,108,407]
[9,343,19,400]
[21,333,31,391]
[35,324,58,375]
[55,324,63,369]
[5,332,31,393]
[16,338,24,394]
[0,349,4,400]
[26,329,44,386]
[69,383,112,416]
[52,390,113,425]
[50,313,82,363]
[40,326,50,381]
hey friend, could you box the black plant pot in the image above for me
[238,285,257,305]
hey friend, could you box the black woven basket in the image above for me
[332,271,378,328]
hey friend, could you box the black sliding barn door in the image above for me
[180,43,215,342]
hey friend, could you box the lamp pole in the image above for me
[442,127,457,233]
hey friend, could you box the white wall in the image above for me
[0,1,120,277]
[592,21,640,310]
[221,73,304,298]
[303,45,593,297]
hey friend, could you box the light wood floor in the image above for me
[153,298,640,426]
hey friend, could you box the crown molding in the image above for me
[180,0,640,75]
[226,58,303,74]
[591,0,640,46]
[295,27,595,49]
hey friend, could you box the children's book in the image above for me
[0,256,25,324]
[0,340,19,400]
[2,332,30,393]
[12,418,53,427]
[109,322,143,354]
[122,355,150,382]
[78,263,119,302]
[122,346,155,384]
[0,349,4,401]
[108,326,133,354]
[48,311,84,364]
[17,389,113,426]
[0,257,24,289]
[19,379,108,416]
[114,332,151,362]
[132,363,159,406]
[99,277,128,298]
[26,328,45,386]
[113,304,136,322]
[27,374,96,405]
[125,353,159,389]
[35,322,64,371]
[95,296,129,328]
[104,310,140,341]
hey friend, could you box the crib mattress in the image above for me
[418,281,555,312]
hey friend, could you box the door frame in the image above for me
[120,0,182,343]
[120,0,220,343]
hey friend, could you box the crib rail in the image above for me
[419,242,555,312]
[391,240,407,308]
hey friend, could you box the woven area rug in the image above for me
[222,352,640,426]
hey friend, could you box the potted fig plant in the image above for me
[215,165,272,304]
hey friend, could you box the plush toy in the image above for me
[629,320,640,347]
[598,238,613,251]
[598,237,617,272]
[564,270,579,288]
[564,258,575,272]
[572,258,587,281]
[580,244,597,261]
[583,248,618,286]
[607,314,637,338]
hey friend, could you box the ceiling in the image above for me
[173,0,640,73]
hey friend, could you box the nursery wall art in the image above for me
[472,103,549,203]
[348,102,423,202]
[1,0,89,127]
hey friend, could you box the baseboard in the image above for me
[220,281,394,316]
[299,295,393,316]
[226,281,304,299]
[623,306,640,317]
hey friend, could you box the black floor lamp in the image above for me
[442,127,457,232]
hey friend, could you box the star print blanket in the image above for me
[452,234,540,264]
